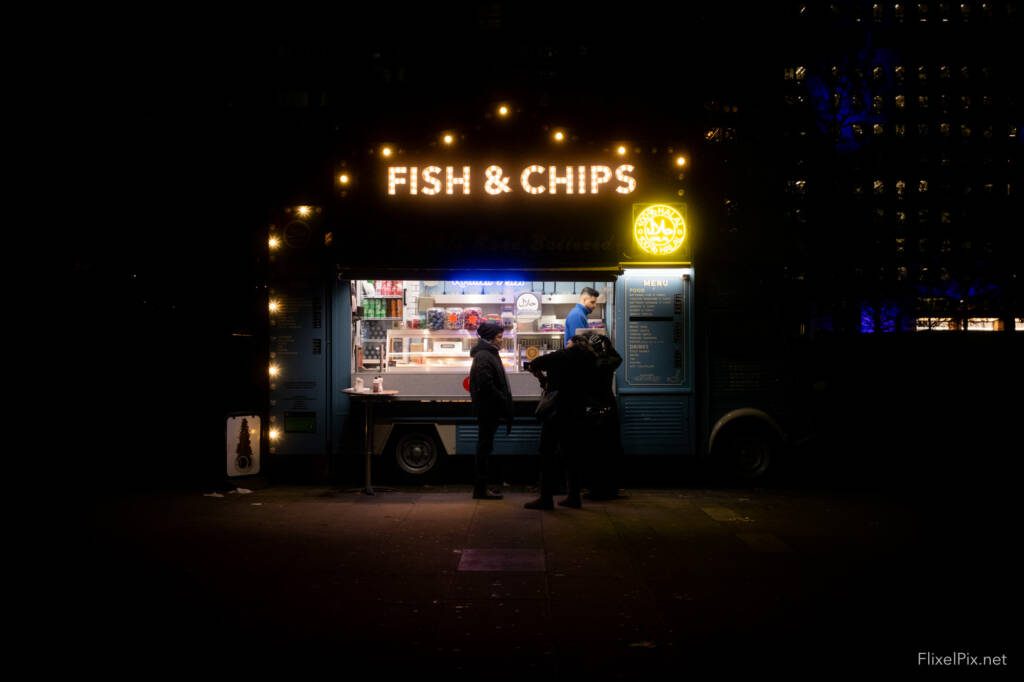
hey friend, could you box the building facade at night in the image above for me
[773,1,1020,333]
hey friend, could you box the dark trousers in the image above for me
[537,419,560,498]
[537,417,582,499]
[588,406,622,496]
[561,419,584,499]
[474,417,502,491]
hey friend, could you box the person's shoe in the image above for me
[473,489,503,500]
[524,497,554,510]
[557,496,582,509]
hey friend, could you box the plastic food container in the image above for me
[501,311,515,331]
[463,307,482,330]
[445,307,465,330]
[427,308,446,331]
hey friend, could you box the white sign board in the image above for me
[515,292,542,322]
[226,415,261,477]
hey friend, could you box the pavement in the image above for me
[54,483,1014,676]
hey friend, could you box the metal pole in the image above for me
[363,400,375,495]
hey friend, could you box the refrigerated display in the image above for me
[385,329,517,372]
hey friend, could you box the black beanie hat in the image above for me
[477,321,503,341]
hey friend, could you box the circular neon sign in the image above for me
[633,204,686,256]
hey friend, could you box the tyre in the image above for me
[392,430,443,479]
[713,421,778,481]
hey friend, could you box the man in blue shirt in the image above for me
[564,287,599,346]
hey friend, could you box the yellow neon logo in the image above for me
[633,204,686,255]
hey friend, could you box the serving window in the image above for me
[351,279,612,374]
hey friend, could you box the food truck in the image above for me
[265,138,784,481]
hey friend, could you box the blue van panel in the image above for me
[456,423,543,455]
[620,394,694,456]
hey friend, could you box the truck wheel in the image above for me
[714,422,776,481]
[393,431,442,477]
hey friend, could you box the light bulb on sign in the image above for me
[381,146,393,158]
[269,364,281,378]
[497,105,510,117]
[268,300,280,313]
[296,205,312,217]
[269,429,281,441]
[268,236,281,250]
[338,173,350,185]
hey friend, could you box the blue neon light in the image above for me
[450,281,527,288]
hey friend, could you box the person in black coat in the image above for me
[469,322,513,500]
[523,334,599,509]
[584,333,625,500]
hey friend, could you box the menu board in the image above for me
[623,275,684,386]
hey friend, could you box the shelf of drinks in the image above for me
[363,295,404,299]
[356,317,404,321]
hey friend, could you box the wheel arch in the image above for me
[707,408,786,456]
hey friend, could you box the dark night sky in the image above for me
[67,4,782,325]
